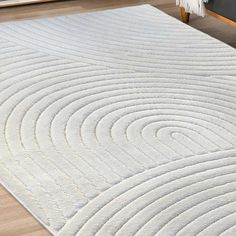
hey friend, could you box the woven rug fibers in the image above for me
[0,5,236,236]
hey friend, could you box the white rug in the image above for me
[0,5,236,236]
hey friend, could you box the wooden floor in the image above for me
[0,187,50,236]
[0,0,235,235]
[157,1,236,48]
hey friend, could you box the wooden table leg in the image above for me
[180,7,190,23]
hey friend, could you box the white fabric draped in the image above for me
[176,0,208,16]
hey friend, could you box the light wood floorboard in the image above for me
[0,0,235,235]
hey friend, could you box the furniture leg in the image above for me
[180,7,190,23]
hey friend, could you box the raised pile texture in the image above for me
[0,5,236,236]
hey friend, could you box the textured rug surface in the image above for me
[0,5,236,236]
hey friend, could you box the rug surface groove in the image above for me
[0,5,236,236]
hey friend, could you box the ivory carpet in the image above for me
[0,5,236,236]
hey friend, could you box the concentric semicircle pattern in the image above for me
[0,4,236,236]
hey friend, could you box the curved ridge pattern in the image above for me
[0,4,236,236]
